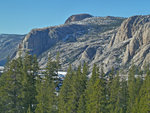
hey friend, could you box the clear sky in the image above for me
[0,0,150,34]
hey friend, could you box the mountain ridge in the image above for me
[1,14,150,73]
[0,34,25,65]
[15,14,125,72]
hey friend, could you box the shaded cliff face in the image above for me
[65,14,93,24]
[18,24,89,57]
[0,34,25,65]
[16,14,150,73]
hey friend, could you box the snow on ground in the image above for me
[0,66,4,70]
[0,66,4,73]
[58,71,67,75]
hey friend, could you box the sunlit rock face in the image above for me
[15,14,150,73]
[65,14,93,24]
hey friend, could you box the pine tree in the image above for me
[106,67,115,111]
[87,78,106,113]
[27,105,33,113]
[45,55,58,89]
[119,76,128,113]
[77,62,88,113]
[20,53,38,112]
[35,76,57,113]
[65,63,88,113]
[108,73,120,113]
[85,64,97,113]
[46,55,57,79]
[77,94,86,113]
[86,64,107,113]
[58,65,74,113]
[35,75,45,113]
[127,65,143,113]
[0,58,24,112]
[133,67,150,113]
[127,65,136,112]
[35,54,58,113]
[80,62,88,92]
[131,76,143,113]
[66,65,81,112]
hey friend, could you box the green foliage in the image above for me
[0,52,150,113]
[58,63,88,113]
[68,64,88,113]
[58,65,74,113]
[108,74,120,113]
[85,64,107,113]
[132,68,150,113]
[35,77,57,113]
[127,65,143,113]
[35,54,58,113]
[20,54,38,112]
[0,59,23,113]
[77,94,86,113]
[27,105,32,113]
[46,55,57,80]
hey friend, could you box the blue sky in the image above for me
[0,0,150,34]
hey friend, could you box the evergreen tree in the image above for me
[108,73,120,113]
[86,64,107,113]
[35,54,58,113]
[20,53,38,112]
[77,94,86,113]
[1,51,150,113]
[66,66,80,113]
[0,58,24,112]
[58,65,74,113]
[46,55,57,80]
[127,65,136,112]
[77,62,88,113]
[45,55,58,89]
[120,76,128,113]
[133,68,150,113]
[80,62,88,92]
[127,65,143,113]
[131,76,143,113]
[35,76,57,113]
[27,105,32,113]
[66,63,88,113]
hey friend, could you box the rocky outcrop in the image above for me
[108,15,150,68]
[16,24,89,57]
[110,15,150,45]
[15,15,124,72]
[0,34,25,65]
[65,14,93,24]
[14,14,150,73]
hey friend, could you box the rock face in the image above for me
[65,14,93,24]
[108,15,150,70]
[16,15,125,72]
[16,24,89,57]
[105,15,150,72]
[15,14,150,73]
[0,34,25,65]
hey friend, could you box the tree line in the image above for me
[0,53,150,113]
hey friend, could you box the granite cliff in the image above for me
[0,34,24,65]
[15,14,150,73]
[108,15,150,69]
[65,14,93,24]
